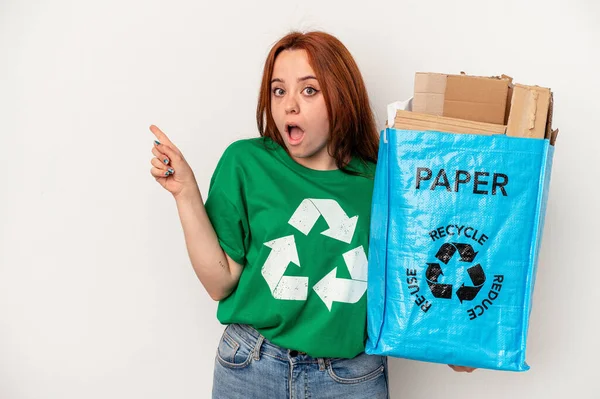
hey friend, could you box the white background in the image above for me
[1,0,598,398]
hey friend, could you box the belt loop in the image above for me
[318,357,326,371]
[253,334,265,361]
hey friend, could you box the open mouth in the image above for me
[286,123,305,145]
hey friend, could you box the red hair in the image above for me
[256,31,379,173]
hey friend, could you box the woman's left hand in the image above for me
[448,365,477,373]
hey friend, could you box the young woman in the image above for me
[149,30,473,399]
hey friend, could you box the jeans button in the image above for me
[289,350,298,357]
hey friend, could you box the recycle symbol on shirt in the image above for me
[260,198,367,311]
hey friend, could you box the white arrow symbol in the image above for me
[313,246,368,311]
[288,199,358,244]
[313,269,367,311]
[343,246,369,281]
[261,235,308,300]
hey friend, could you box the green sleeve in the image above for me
[204,143,249,266]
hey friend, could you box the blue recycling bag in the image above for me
[365,128,554,371]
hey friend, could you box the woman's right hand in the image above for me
[149,125,198,199]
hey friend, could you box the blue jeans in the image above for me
[212,323,389,399]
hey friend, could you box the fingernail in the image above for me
[155,140,161,145]
[168,168,174,174]
[164,171,170,176]
[163,158,169,164]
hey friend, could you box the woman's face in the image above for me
[270,49,335,170]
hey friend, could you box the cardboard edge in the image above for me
[504,80,514,125]
[550,128,559,146]
[545,92,554,140]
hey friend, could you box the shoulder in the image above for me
[363,160,377,174]
[219,137,276,163]
[210,137,279,184]
[347,158,377,180]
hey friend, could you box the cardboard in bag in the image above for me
[413,73,446,116]
[544,92,559,145]
[506,84,552,140]
[394,109,506,136]
[413,72,513,125]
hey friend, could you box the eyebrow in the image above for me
[270,75,318,84]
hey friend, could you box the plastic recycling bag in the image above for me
[365,128,554,371]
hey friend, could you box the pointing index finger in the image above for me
[149,125,172,146]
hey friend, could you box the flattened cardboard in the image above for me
[413,72,513,125]
[394,110,506,135]
[413,72,446,116]
[444,75,510,124]
[506,84,552,139]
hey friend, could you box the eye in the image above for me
[272,87,285,97]
[303,86,318,96]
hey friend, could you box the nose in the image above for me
[284,93,299,114]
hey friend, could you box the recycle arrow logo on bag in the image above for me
[425,243,486,303]
[260,198,367,311]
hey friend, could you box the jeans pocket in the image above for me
[215,325,254,369]
[327,352,385,384]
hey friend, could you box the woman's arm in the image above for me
[174,186,243,301]
[149,125,242,301]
